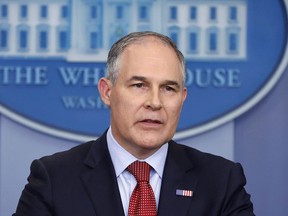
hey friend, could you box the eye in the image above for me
[132,83,144,88]
[164,85,176,92]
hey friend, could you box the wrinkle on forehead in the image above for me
[115,38,184,87]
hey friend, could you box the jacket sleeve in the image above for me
[221,162,255,216]
[13,159,54,216]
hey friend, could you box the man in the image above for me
[14,31,254,215]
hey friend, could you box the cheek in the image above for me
[111,92,139,114]
[167,97,184,111]
[166,101,184,121]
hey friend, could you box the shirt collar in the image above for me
[107,127,168,178]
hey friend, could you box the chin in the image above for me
[138,137,168,148]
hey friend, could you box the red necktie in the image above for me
[127,161,157,216]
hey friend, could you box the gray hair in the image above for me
[106,31,186,85]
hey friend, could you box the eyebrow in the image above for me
[128,75,181,89]
[128,76,147,82]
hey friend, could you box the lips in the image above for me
[137,118,164,128]
[141,119,162,124]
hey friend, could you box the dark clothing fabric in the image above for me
[14,132,254,216]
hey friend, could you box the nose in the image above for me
[144,87,162,110]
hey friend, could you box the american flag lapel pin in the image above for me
[176,189,193,197]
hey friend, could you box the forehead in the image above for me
[121,39,180,67]
[118,41,182,81]
[124,37,174,54]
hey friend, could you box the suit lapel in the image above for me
[158,141,198,216]
[80,134,125,216]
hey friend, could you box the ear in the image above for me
[182,87,187,103]
[98,77,112,107]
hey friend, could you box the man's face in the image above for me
[99,40,187,159]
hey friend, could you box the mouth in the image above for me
[138,119,163,127]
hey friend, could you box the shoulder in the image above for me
[40,140,94,165]
[167,142,254,215]
[168,140,239,170]
[40,131,108,163]
[30,141,95,178]
[37,132,108,173]
[168,140,248,189]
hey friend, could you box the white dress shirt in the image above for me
[106,127,168,216]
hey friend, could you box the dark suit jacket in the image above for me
[14,132,254,216]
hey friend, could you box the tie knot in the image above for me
[127,161,151,182]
